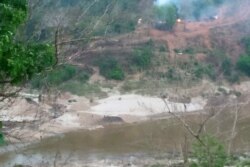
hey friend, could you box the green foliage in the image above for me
[237,159,250,166]
[166,67,180,81]
[191,135,228,167]
[111,20,136,34]
[96,57,125,80]
[0,132,4,146]
[192,63,216,80]
[241,37,250,55]
[59,81,104,97]
[183,47,195,54]
[226,72,240,83]
[30,65,90,89]
[207,49,227,67]
[154,3,178,30]
[0,0,55,85]
[237,55,250,76]
[221,58,232,76]
[25,0,141,40]
[159,45,167,52]
[132,49,152,69]
[0,121,4,146]
[132,42,154,69]
[237,37,250,77]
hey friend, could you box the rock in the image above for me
[68,99,77,103]
[102,116,124,123]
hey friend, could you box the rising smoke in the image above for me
[154,0,227,20]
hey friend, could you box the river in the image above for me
[1,104,250,167]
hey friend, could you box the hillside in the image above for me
[22,0,250,97]
[2,0,250,166]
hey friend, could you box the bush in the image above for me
[97,57,125,80]
[166,67,180,81]
[221,58,232,76]
[184,47,195,54]
[0,132,4,146]
[226,72,240,83]
[154,3,178,30]
[192,63,216,80]
[241,37,250,55]
[132,46,153,69]
[191,135,228,167]
[30,65,90,88]
[159,45,166,52]
[237,55,250,76]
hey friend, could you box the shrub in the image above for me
[111,20,136,34]
[226,71,240,83]
[0,132,4,146]
[30,64,90,88]
[166,67,180,81]
[97,57,125,80]
[241,37,250,55]
[190,135,228,167]
[184,47,195,54]
[159,45,167,52]
[237,55,250,76]
[221,58,232,76]
[154,3,178,30]
[192,63,216,80]
[132,46,153,69]
[46,65,77,84]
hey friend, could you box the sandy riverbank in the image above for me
[2,80,250,143]
[0,93,206,143]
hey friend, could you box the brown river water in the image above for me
[0,104,250,166]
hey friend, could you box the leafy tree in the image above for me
[237,55,250,76]
[97,57,125,80]
[154,3,178,30]
[0,0,55,90]
[0,0,55,143]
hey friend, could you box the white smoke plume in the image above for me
[154,0,228,20]
[154,0,172,6]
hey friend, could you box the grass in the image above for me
[120,79,172,95]
[59,81,107,98]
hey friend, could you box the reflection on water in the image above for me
[1,106,250,166]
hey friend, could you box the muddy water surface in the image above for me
[1,106,250,166]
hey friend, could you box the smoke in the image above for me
[154,0,174,6]
[154,0,227,20]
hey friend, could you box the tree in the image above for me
[154,3,178,30]
[0,0,55,144]
[241,37,250,55]
[237,55,250,76]
[0,0,55,99]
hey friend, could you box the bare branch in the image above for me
[162,98,206,146]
